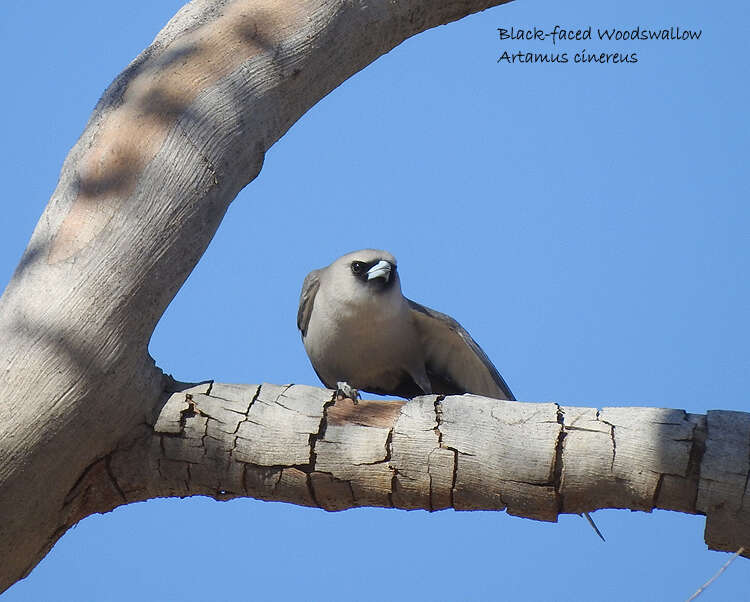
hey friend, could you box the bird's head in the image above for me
[330,249,400,300]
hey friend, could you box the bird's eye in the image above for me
[351,261,365,275]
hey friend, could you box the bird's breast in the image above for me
[303,294,422,392]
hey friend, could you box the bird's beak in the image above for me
[367,260,392,282]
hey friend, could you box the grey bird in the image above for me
[297,249,606,541]
[297,249,514,401]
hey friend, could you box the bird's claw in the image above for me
[335,381,360,404]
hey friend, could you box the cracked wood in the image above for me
[60,382,750,562]
[0,0,518,590]
[0,0,746,593]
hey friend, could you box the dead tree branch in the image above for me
[65,382,750,563]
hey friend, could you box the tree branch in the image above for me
[0,0,516,590]
[2,0,745,593]
[64,383,750,561]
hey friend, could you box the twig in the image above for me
[583,512,606,542]
[686,547,745,601]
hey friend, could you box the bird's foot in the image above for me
[335,381,360,404]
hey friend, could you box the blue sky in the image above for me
[1,0,748,600]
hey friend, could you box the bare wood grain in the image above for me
[57,383,750,568]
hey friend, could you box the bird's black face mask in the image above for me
[350,259,396,291]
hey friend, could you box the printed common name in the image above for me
[498,26,703,44]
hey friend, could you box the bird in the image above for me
[297,249,605,541]
[297,249,514,402]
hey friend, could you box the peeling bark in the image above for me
[60,382,750,568]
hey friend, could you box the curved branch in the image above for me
[0,0,515,590]
[65,383,750,559]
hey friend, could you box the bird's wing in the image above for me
[297,269,321,336]
[406,299,515,401]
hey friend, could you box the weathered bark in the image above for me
[65,382,750,560]
[0,0,516,591]
[0,0,747,593]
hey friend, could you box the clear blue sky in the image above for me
[1,0,748,600]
